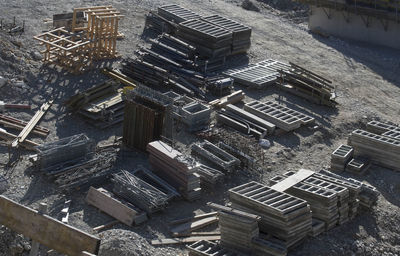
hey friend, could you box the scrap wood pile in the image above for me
[112,168,179,214]
[277,62,337,107]
[147,140,201,201]
[31,133,118,190]
[65,80,125,128]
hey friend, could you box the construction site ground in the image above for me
[0,0,400,255]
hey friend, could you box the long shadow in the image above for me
[311,33,400,88]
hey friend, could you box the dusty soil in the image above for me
[0,0,399,256]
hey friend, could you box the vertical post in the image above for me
[29,203,47,256]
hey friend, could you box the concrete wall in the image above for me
[309,6,400,50]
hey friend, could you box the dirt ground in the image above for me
[0,0,400,255]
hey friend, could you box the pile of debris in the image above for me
[147,140,201,201]
[66,80,125,128]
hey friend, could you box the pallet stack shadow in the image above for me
[31,134,118,190]
[112,167,179,214]
[147,140,201,201]
[229,181,312,249]
[65,80,124,128]
[123,85,173,151]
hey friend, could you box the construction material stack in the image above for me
[348,129,400,171]
[330,144,354,173]
[187,240,240,256]
[147,140,201,201]
[229,181,312,249]
[243,100,314,132]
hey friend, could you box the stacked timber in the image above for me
[244,100,314,132]
[65,80,124,128]
[330,144,353,173]
[348,129,400,171]
[229,181,312,248]
[277,62,337,107]
[218,209,260,253]
[147,140,201,201]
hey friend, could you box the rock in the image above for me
[0,76,6,88]
[241,0,260,12]
[31,51,42,61]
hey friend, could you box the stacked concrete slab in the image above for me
[229,181,312,248]
[348,129,400,171]
[330,144,353,173]
[191,140,240,172]
[244,100,314,132]
[147,141,201,201]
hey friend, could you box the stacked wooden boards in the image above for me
[147,141,201,201]
[348,129,400,171]
[228,181,312,248]
[244,100,314,132]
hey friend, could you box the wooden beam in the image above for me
[172,231,221,238]
[86,187,147,226]
[151,235,221,245]
[0,196,100,256]
[0,128,39,150]
[170,216,218,235]
[207,202,261,221]
[270,169,315,192]
[169,212,218,226]
[11,100,53,148]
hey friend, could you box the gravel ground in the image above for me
[0,0,399,255]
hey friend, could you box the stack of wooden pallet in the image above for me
[229,181,312,248]
[147,141,201,201]
[348,129,400,171]
[243,100,314,132]
[330,144,354,173]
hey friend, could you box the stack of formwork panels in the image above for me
[345,157,370,175]
[229,181,312,248]
[196,164,224,188]
[147,141,201,201]
[269,174,340,230]
[243,101,314,132]
[177,19,233,58]
[219,210,259,253]
[319,170,379,210]
[179,102,211,132]
[366,120,400,135]
[202,15,251,55]
[330,144,354,173]
[217,104,276,138]
[348,129,400,171]
[191,140,240,172]
[158,4,202,24]
[187,240,241,256]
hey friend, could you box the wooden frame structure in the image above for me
[34,28,92,73]
[34,6,124,73]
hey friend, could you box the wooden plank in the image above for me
[207,202,260,220]
[0,128,39,150]
[169,212,218,225]
[86,187,146,226]
[93,220,119,232]
[0,196,100,256]
[11,100,53,147]
[271,169,315,192]
[172,231,221,238]
[151,235,221,245]
[170,216,219,235]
